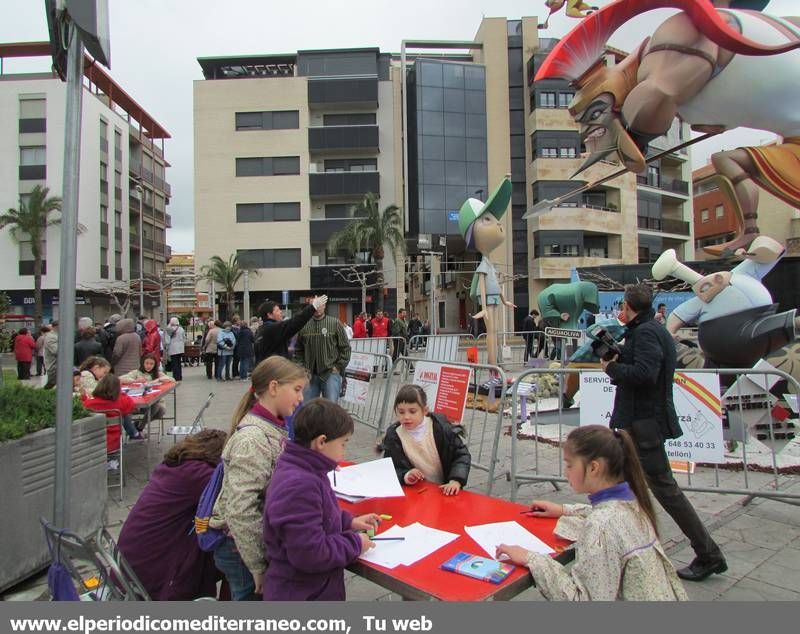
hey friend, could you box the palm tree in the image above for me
[0,186,63,328]
[200,253,257,320]
[328,193,406,311]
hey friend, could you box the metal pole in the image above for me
[243,269,250,321]
[53,23,83,528]
[135,184,144,316]
[210,280,216,322]
[430,253,437,335]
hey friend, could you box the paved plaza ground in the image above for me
[3,361,800,601]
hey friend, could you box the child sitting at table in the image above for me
[380,384,470,495]
[119,353,175,423]
[82,373,143,443]
[262,398,378,601]
[496,425,687,601]
[75,356,111,397]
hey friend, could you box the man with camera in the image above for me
[599,283,726,582]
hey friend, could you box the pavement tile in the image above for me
[746,549,800,590]
[719,577,800,601]
[714,513,798,550]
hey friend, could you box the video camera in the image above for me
[590,328,622,361]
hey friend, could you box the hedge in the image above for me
[0,384,91,442]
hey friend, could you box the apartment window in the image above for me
[539,92,556,108]
[324,158,377,172]
[235,156,300,177]
[20,146,46,165]
[715,204,725,218]
[323,113,376,126]
[20,97,46,118]
[559,147,576,158]
[557,92,574,108]
[236,202,301,223]
[701,209,709,223]
[236,248,301,269]
[235,110,299,131]
[540,147,557,158]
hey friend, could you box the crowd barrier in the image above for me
[407,334,475,363]
[374,356,508,495]
[338,350,395,435]
[350,336,407,358]
[507,366,800,506]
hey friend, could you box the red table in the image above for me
[127,381,178,428]
[340,483,572,601]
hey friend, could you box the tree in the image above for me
[328,193,406,311]
[200,254,257,320]
[0,186,63,329]
[332,266,382,314]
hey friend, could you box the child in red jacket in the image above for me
[83,373,143,450]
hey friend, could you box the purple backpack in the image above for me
[194,424,253,552]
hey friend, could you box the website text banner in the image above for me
[1,601,787,634]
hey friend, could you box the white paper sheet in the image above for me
[783,394,799,414]
[359,522,460,569]
[328,458,405,499]
[465,521,555,560]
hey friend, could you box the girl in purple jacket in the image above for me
[262,399,379,600]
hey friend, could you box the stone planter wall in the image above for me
[0,414,108,592]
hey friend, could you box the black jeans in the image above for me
[204,353,216,379]
[17,361,31,380]
[170,353,183,381]
[36,356,44,376]
[639,443,723,562]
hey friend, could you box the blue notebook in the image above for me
[441,551,515,584]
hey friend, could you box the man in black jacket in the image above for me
[601,283,726,582]
[254,295,327,364]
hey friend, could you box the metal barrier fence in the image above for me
[407,334,475,362]
[507,366,800,505]
[476,330,583,368]
[374,356,508,495]
[350,336,407,359]
[338,350,394,435]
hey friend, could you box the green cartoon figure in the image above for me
[459,176,516,368]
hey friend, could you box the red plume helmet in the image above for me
[536,0,800,83]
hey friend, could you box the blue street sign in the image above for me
[448,211,459,222]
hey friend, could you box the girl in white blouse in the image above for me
[497,425,687,601]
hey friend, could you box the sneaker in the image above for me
[129,433,145,442]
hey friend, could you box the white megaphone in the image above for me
[651,249,702,284]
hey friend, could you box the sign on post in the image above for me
[544,327,583,339]
[413,362,472,424]
[342,352,372,405]
[578,370,724,463]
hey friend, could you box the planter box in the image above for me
[0,414,108,593]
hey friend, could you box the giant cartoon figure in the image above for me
[652,236,800,368]
[540,1,599,29]
[459,177,516,369]
[537,280,600,362]
[530,0,800,255]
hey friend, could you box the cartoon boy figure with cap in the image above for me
[459,176,516,368]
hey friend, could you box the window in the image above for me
[324,158,377,172]
[715,204,724,219]
[20,146,46,165]
[235,156,300,177]
[559,147,576,158]
[236,202,300,222]
[20,97,46,118]
[323,113,376,126]
[557,92,574,108]
[539,92,556,108]
[540,147,557,158]
[237,248,301,269]
[235,110,299,131]
[701,209,709,223]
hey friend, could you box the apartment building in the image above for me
[164,253,211,317]
[193,48,400,323]
[693,161,800,260]
[0,42,172,324]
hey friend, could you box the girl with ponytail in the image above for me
[208,356,307,600]
[497,425,687,601]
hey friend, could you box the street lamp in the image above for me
[134,183,144,316]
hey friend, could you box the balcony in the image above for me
[309,218,351,243]
[143,237,155,251]
[637,215,691,236]
[636,175,689,196]
[309,125,379,153]
[165,245,172,259]
[308,77,378,108]
[129,234,140,248]
[535,204,624,234]
[309,171,379,199]
[165,213,172,228]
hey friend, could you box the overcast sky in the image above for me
[0,1,791,252]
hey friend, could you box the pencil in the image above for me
[333,470,337,487]
[417,488,427,494]
[372,537,406,541]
